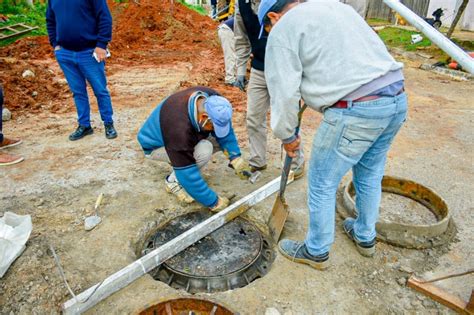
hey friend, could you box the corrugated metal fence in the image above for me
[367,0,430,21]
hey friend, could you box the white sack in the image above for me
[0,212,32,278]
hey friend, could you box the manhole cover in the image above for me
[142,211,274,293]
[138,298,235,315]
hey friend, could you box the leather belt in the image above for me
[332,88,405,109]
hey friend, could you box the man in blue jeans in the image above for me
[46,0,117,141]
[259,0,407,269]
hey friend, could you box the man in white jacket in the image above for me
[259,0,407,269]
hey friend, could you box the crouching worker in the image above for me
[137,86,251,211]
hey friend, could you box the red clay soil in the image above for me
[0,0,246,115]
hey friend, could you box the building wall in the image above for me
[366,0,430,21]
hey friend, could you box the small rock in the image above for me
[35,199,45,207]
[32,91,38,97]
[2,107,11,121]
[22,69,35,78]
[399,265,414,273]
[397,277,406,286]
[422,299,433,308]
[265,307,281,315]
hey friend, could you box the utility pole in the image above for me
[447,0,469,39]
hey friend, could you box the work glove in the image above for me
[235,75,247,92]
[210,196,230,212]
[230,157,252,180]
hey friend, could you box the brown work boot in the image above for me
[0,152,24,166]
[0,137,22,150]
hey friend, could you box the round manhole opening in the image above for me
[138,298,235,315]
[338,176,455,248]
[142,210,274,293]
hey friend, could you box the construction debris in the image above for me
[408,271,474,314]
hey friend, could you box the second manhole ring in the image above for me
[142,210,274,293]
[338,176,456,249]
[138,297,235,315]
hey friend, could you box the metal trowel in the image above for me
[84,193,104,231]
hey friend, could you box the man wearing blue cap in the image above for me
[258,0,407,269]
[137,86,251,211]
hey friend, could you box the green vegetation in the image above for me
[178,0,207,16]
[377,26,474,61]
[367,18,391,27]
[0,1,47,46]
[377,27,432,51]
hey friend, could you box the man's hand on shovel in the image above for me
[283,135,301,158]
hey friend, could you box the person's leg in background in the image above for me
[77,50,117,139]
[246,68,270,171]
[247,68,305,175]
[0,85,24,166]
[55,48,94,141]
[217,25,237,85]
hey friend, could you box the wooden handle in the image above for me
[94,193,104,210]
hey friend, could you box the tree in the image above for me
[447,0,469,39]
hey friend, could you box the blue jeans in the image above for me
[55,48,113,127]
[305,93,408,256]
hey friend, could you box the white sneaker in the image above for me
[165,177,194,204]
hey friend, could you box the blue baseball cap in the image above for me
[257,0,278,39]
[204,95,233,138]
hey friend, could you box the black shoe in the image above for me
[104,123,117,139]
[343,218,376,257]
[69,125,93,141]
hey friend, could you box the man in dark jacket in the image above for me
[46,0,117,141]
[137,86,251,211]
[234,0,304,176]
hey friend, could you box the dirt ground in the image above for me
[1,2,473,314]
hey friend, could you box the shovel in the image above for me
[268,104,306,242]
[84,193,104,231]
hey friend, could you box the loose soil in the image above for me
[1,1,473,314]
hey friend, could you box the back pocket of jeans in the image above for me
[337,124,384,158]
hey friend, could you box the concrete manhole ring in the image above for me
[138,297,235,315]
[337,176,456,249]
[141,210,275,293]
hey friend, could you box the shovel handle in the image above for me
[279,103,307,199]
[279,154,293,199]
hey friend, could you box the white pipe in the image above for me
[383,0,474,74]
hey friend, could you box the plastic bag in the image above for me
[0,212,32,278]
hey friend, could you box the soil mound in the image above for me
[0,0,240,115]
[109,0,217,54]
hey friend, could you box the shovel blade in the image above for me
[268,194,289,242]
